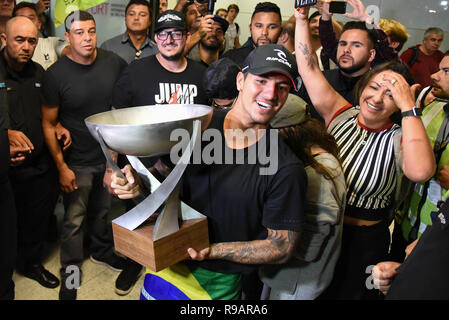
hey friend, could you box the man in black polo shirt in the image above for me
[0,16,60,290]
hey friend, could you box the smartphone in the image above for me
[295,0,317,8]
[329,1,347,14]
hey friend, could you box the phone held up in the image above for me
[329,1,347,14]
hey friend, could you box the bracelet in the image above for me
[401,107,422,118]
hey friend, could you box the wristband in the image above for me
[401,107,422,118]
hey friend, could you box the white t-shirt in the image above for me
[32,37,67,70]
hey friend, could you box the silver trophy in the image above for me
[85,104,212,271]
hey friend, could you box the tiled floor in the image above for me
[13,198,145,300]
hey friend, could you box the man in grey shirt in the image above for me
[101,0,158,63]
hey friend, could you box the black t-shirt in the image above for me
[42,49,127,166]
[323,69,362,106]
[0,51,46,168]
[180,109,307,274]
[112,55,209,108]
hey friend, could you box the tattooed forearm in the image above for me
[209,229,300,264]
[297,42,317,67]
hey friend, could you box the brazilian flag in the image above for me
[54,0,107,27]
[140,263,242,300]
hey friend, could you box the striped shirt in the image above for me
[329,107,401,210]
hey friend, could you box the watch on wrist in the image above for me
[401,107,422,118]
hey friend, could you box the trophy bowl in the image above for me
[84,104,213,272]
[84,104,212,157]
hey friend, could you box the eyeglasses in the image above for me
[156,30,184,41]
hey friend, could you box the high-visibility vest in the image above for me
[401,98,449,241]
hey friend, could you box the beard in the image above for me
[337,56,369,75]
[160,50,184,61]
[201,37,221,51]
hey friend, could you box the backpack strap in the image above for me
[407,46,420,68]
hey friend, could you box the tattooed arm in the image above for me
[188,229,301,265]
[294,7,349,126]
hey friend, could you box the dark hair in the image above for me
[203,58,241,100]
[64,10,95,32]
[355,60,415,124]
[182,0,195,14]
[445,50,449,56]
[227,4,239,13]
[279,118,342,181]
[341,21,377,49]
[13,1,38,17]
[308,10,321,23]
[125,0,151,15]
[251,2,281,21]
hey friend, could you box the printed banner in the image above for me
[54,0,108,27]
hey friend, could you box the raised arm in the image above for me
[294,7,348,126]
[381,72,436,182]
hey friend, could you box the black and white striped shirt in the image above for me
[329,108,400,210]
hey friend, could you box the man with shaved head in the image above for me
[0,16,60,290]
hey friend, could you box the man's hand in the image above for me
[55,122,72,151]
[110,164,142,199]
[9,145,30,166]
[372,261,401,295]
[343,0,373,24]
[198,14,215,38]
[187,247,211,261]
[59,165,78,193]
[8,129,34,151]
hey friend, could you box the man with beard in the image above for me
[187,15,228,67]
[222,2,282,67]
[112,10,209,107]
[299,21,376,122]
[322,21,376,106]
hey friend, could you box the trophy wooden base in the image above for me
[112,218,209,272]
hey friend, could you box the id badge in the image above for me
[428,179,442,205]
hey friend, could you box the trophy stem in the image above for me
[112,120,201,232]
[95,127,125,179]
[152,183,181,241]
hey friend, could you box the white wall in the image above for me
[36,0,449,53]
[213,0,449,54]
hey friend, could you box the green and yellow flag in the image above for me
[54,0,108,28]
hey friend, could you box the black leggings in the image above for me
[319,220,390,300]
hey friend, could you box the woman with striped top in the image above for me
[294,7,435,299]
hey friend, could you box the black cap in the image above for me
[212,15,229,34]
[242,44,299,90]
[154,10,187,33]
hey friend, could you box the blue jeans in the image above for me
[60,164,114,270]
